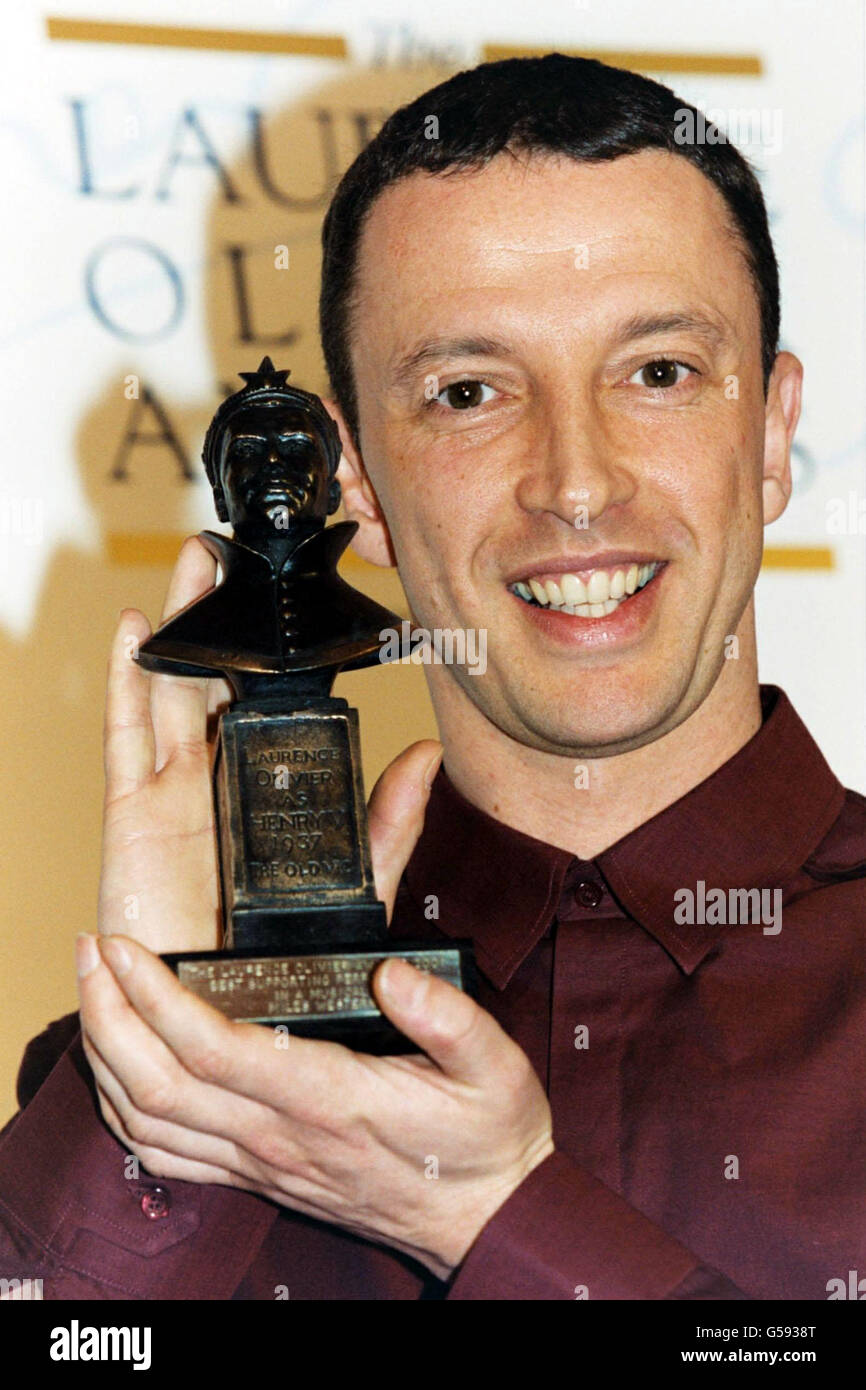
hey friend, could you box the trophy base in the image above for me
[226,900,387,952]
[162,941,476,1054]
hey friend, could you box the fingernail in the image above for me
[379,957,426,1010]
[100,936,132,977]
[75,934,100,978]
[423,747,444,790]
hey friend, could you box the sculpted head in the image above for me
[203,358,342,536]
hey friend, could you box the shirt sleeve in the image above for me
[0,1017,279,1300]
[445,1150,748,1300]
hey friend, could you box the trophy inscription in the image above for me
[176,951,463,1025]
[136,357,474,1052]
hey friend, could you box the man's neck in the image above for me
[430,630,763,862]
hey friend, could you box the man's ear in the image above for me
[762,351,803,526]
[322,396,396,568]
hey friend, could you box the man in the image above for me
[1,53,864,1301]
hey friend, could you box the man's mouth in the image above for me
[509,561,664,619]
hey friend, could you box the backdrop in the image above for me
[1,0,863,1119]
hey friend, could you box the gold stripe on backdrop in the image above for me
[106,535,835,571]
[45,18,347,58]
[762,547,835,570]
[45,24,759,72]
[107,533,191,568]
[482,44,763,76]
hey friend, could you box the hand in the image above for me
[87,537,555,1276]
[97,536,444,954]
[97,537,233,954]
[77,933,555,1280]
[84,667,556,1273]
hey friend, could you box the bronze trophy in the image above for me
[136,358,474,1052]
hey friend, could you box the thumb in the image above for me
[367,739,442,920]
[373,957,507,1085]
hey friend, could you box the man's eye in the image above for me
[628,360,693,389]
[434,380,497,411]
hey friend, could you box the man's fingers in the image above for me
[77,935,266,1146]
[151,673,211,774]
[96,1080,252,1189]
[373,957,514,1087]
[367,741,442,918]
[77,939,353,1201]
[104,609,156,801]
[159,534,218,625]
[82,1028,257,1183]
[205,674,234,722]
[93,934,357,1117]
[150,537,224,771]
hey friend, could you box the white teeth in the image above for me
[513,561,661,619]
[560,573,587,605]
[586,570,610,604]
[544,578,564,605]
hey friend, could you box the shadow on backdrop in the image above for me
[0,62,458,1117]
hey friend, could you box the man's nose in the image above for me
[513,389,637,528]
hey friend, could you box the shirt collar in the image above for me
[403,686,845,988]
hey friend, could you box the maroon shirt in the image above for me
[1,685,864,1299]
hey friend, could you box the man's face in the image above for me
[346,149,793,756]
[219,403,330,531]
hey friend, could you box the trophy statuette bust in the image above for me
[135,358,475,1052]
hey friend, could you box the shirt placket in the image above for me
[548,865,633,1192]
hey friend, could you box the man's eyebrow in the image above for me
[388,335,513,391]
[611,312,731,348]
[388,315,731,392]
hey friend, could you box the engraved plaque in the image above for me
[240,719,359,895]
[176,950,463,1023]
[218,707,375,913]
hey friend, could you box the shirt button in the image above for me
[574,879,603,909]
[140,1186,171,1221]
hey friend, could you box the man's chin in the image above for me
[469,669,691,760]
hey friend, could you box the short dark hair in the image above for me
[319,53,779,451]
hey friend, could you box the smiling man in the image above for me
[1,54,864,1302]
[333,139,791,840]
